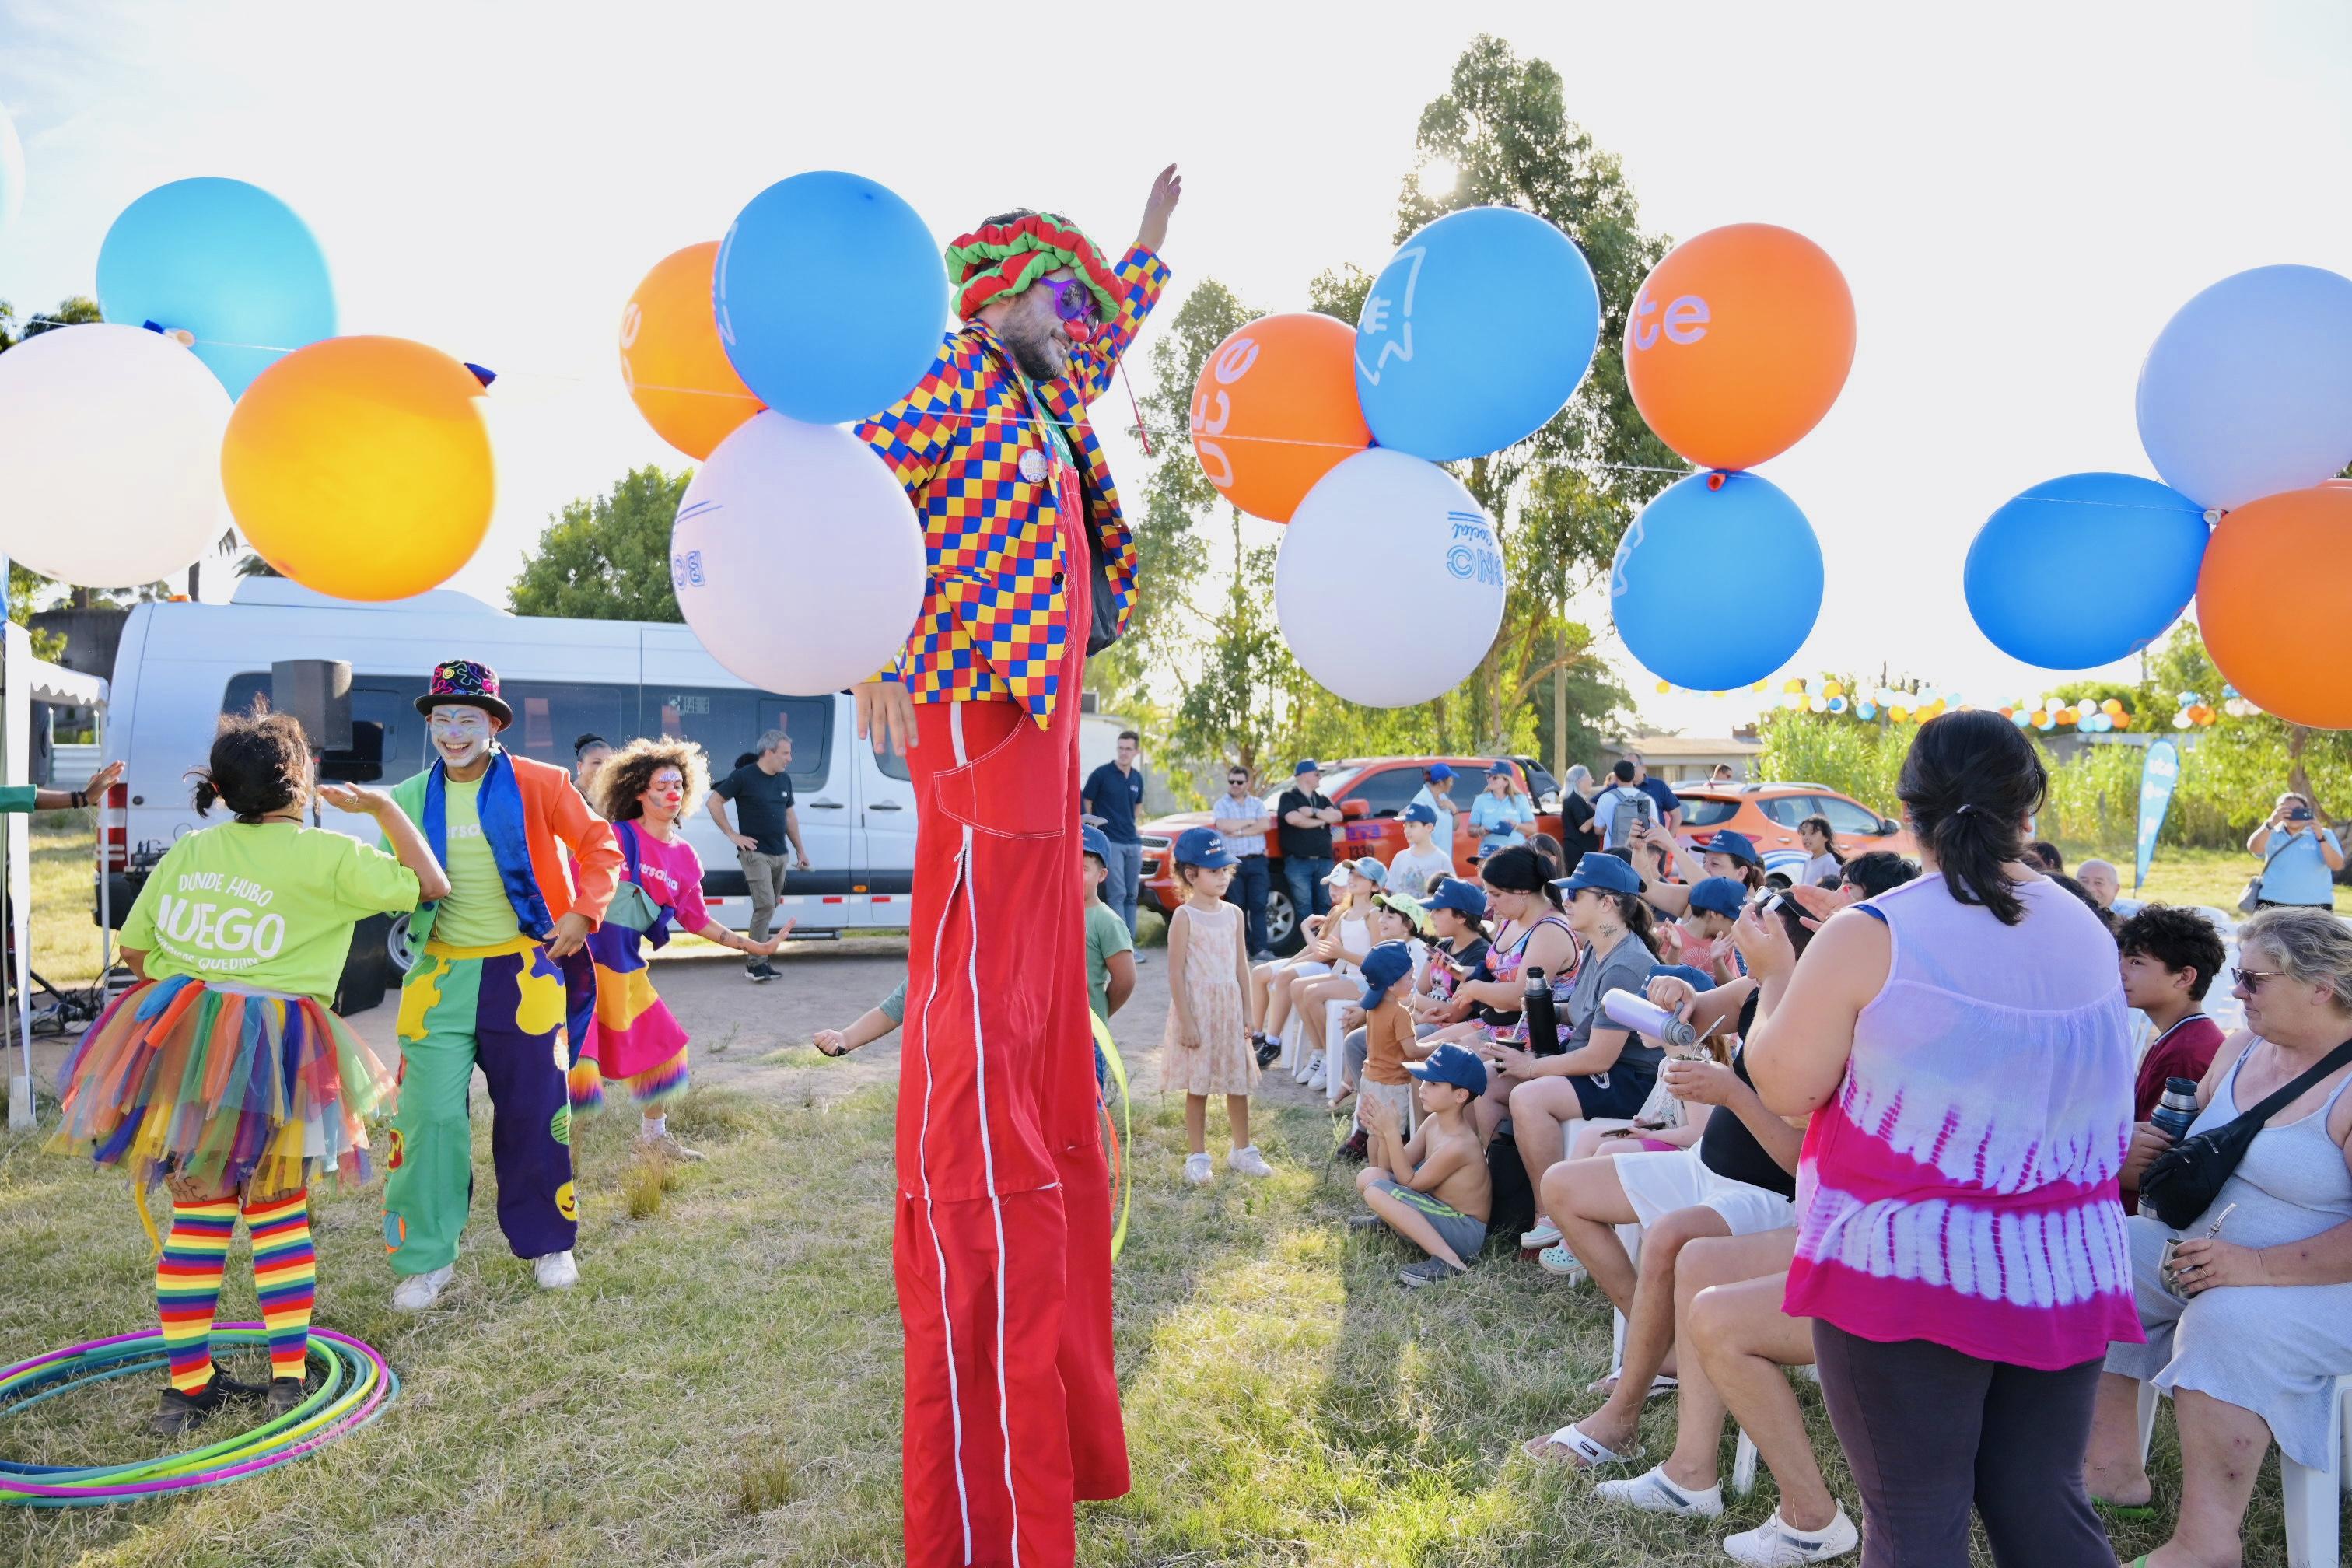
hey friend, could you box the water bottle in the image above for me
[1521,966,1559,1056]
[2150,1077,2201,1143]
[1601,989,1700,1053]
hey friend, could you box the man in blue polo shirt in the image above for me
[1082,729,1147,936]
[1623,747,1682,834]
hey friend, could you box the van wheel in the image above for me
[1265,888,1304,957]
[386,913,415,976]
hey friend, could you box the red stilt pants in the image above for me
[895,688,1130,1568]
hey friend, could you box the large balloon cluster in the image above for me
[0,174,495,600]
[1966,266,2352,729]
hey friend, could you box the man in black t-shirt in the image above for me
[706,728,810,982]
[1275,758,1343,928]
[1080,729,1147,936]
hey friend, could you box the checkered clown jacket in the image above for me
[855,245,1169,726]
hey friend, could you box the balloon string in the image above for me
[11,313,2232,509]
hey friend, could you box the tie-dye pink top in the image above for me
[1783,873,2145,1368]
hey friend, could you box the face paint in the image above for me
[427,705,495,768]
[642,769,686,821]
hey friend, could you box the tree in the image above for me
[509,465,689,621]
[0,293,100,352]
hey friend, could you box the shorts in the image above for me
[1612,1143,1796,1238]
[1359,1079,1414,1129]
[1367,1174,1488,1262]
[1567,1059,1659,1121]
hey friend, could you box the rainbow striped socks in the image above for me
[156,1197,237,1394]
[245,1190,316,1384]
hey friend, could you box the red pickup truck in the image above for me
[1139,755,1563,954]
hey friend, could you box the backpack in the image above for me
[1607,786,1652,846]
[1484,1130,1537,1241]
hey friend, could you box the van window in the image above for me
[222,673,424,784]
[1339,766,1425,820]
[874,730,912,782]
[501,681,639,772]
[1813,794,1886,837]
[649,687,831,790]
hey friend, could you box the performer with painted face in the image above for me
[849,165,1178,1568]
[568,737,793,1160]
[380,660,622,1309]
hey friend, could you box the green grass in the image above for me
[0,1082,2305,1567]
[23,814,107,989]
[2060,840,2350,915]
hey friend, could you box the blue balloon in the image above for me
[95,178,335,397]
[1963,473,2207,669]
[1353,206,1599,462]
[714,172,947,425]
[2136,265,2352,512]
[1612,472,1822,691]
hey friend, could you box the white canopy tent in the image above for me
[4,619,110,1130]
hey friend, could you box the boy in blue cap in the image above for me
[1387,802,1455,900]
[1081,823,1137,1025]
[1353,1040,1494,1289]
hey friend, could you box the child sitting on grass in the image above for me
[1162,828,1272,1184]
[1352,1041,1493,1288]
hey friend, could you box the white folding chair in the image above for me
[2134,1372,2352,1568]
[1324,998,1352,1106]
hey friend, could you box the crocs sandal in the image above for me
[1521,1420,1645,1470]
[2093,1496,2158,1522]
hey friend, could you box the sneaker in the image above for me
[532,1250,579,1290]
[1254,1036,1282,1068]
[1251,949,1277,963]
[1724,1504,1860,1565]
[1595,1464,1724,1517]
[1306,1064,1328,1093]
[391,1263,454,1312]
[635,1131,707,1164]
[1538,1244,1586,1282]
[152,1380,227,1437]
[1300,1052,1325,1087]
[1521,1220,1562,1249]
[747,963,775,984]
[266,1377,307,1418]
[1398,1256,1468,1289]
[1228,1144,1274,1178]
[1336,1128,1369,1163]
[1183,1153,1213,1185]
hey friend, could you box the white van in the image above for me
[101,579,918,993]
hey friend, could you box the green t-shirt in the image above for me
[432,778,522,948]
[1084,898,1134,1023]
[121,822,422,1004]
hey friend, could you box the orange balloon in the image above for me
[621,242,763,460]
[2199,485,2352,728]
[223,336,494,601]
[1191,313,1370,523]
[1625,224,1855,471]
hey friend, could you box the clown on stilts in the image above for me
[49,706,450,1433]
[848,164,1181,1568]
[379,660,622,1311]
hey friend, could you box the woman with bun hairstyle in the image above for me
[51,707,447,1434]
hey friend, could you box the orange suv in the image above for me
[1671,782,1915,879]
[1139,756,1561,954]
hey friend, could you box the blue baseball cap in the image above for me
[1080,823,1111,862]
[1426,762,1455,781]
[1171,826,1237,869]
[1554,852,1644,898]
[1420,877,1489,919]
[1687,875,1747,919]
[1487,760,1515,778]
[1401,802,1437,826]
[1357,940,1415,1008]
[1705,829,1762,868]
[1293,758,1321,775]
[1349,856,1387,886]
[1408,1041,1489,1097]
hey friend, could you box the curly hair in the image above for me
[191,705,310,823]
[592,737,711,823]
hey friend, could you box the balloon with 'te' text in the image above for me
[1612,472,1822,691]
[1191,312,1369,523]
[1625,224,1853,472]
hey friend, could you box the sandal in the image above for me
[2093,1496,2158,1522]
[1584,1372,1678,1401]
[1521,1420,1644,1470]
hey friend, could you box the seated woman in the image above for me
[1419,847,1580,1131]
[1249,859,1379,1065]
[1282,859,1390,1085]
[1524,895,1812,1472]
[2081,906,2352,1568]
[1480,853,1664,1254]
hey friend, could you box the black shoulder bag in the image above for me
[2140,1037,2352,1229]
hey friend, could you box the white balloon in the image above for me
[0,324,231,588]
[0,100,22,232]
[672,411,924,696]
[1275,449,1504,707]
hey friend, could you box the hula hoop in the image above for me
[0,1325,397,1506]
[1091,1013,1132,1261]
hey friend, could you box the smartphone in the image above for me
[2287,807,2315,823]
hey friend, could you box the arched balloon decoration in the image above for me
[2136,265,2352,513]
[1191,313,1368,523]
[95,177,336,397]
[672,413,926,695]
[620,242,763,460]
[2196,484,2352,728]
[1275,450,1505,705]
[1612,472,1823,690]
[1352,207,1599,462]
[0,324,230,587]
[1963,474,2208,668]
[222,336,495,601]
[712,172,947,425]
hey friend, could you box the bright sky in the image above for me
[5,1,2348,736]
